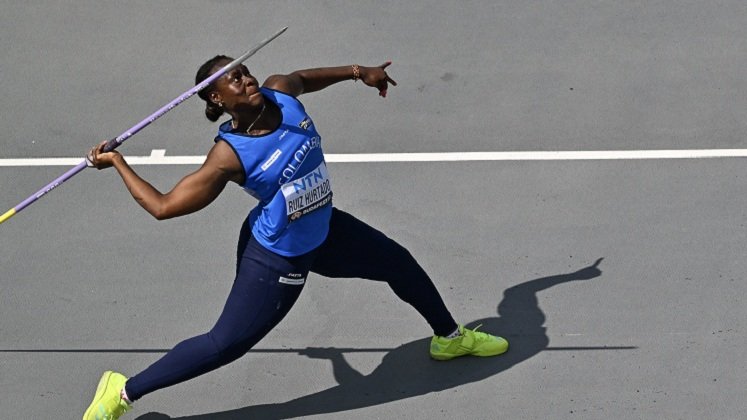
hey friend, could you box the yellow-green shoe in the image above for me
[82,371,131,420]
[430,325,509,361]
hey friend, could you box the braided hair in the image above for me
[195,55,233,122]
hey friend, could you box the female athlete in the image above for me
[82,57,508,419]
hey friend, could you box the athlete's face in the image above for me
[210,63,263,112]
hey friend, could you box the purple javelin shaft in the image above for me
[5,27,287,218]
[14,161,88,212]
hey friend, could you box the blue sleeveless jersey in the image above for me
[216,88,333,256]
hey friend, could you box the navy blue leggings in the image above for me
[125,208,457,400]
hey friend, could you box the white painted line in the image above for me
[0,156,206,166]
[327,149,747,162]
[1,149,747,167]
[0,158,88,166]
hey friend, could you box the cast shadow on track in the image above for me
[138,258,617,420]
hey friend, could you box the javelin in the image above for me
[0,26,288,225]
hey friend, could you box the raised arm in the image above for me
[263,62,397,98]
[87,140,243,220]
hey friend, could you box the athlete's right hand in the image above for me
[86,141,121,170]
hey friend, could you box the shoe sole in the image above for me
[430,342,509,361]
[82,371,115,420]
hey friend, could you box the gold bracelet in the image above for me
[352,64,360,82]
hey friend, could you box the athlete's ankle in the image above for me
[444,327,461,339]
[121,387,133,405]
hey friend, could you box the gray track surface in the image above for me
[1,2,746,419]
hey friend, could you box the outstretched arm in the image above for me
[87,140,243,220]
[263,62,397,98]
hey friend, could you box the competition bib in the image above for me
[281,161,333,222]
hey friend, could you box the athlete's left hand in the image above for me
[360,62,397,97]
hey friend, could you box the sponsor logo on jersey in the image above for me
[299,117,312,130]
[261,149,283,171]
